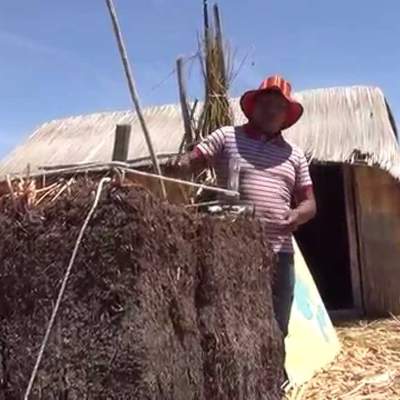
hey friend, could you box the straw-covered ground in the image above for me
[288,318,400,400]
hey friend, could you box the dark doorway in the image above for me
[295,164,354,310]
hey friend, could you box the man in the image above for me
[178,75,316,339]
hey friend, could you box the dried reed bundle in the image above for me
[287,318,400,400]
[198,2,233,140]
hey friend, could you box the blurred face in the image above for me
[251,91,289,133]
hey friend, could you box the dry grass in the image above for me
[287,318,400,400]
[198,34,233,138]
[197,3,233,139]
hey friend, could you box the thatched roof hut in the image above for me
[1,85,400,318]
[0,86,399,178]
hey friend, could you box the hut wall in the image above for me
[353,165,400,316]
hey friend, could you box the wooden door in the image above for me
[353,165,400,316]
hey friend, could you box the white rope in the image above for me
[23,177,111,399]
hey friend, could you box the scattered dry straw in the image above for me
[287,318,400,400]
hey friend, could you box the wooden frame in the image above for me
[342,165,364,313]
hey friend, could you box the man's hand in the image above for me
[283,209,301,233]
[166,153,192,171]
[166,149,207,174]
[282,186,317,233]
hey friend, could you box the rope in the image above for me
[23,177,111,399]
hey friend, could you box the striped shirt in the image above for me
[196,125,312,254]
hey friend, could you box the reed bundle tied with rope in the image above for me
[198,1,233,140]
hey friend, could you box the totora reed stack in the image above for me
[0,178,284,399]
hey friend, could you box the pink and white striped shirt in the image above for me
[196,125,312,254]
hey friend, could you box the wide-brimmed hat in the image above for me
[240,75,304,130]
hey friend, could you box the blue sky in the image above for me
[1,0,399,158]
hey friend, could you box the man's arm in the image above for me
[294,185,317,223]
[174,128,226,172]
[284,186,316,232]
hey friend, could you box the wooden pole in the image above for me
[120,166,238,199]
[213,3,227,87]
[176,57,194,150]
[178,99,199,154]
[203,0,210,92]
[112,124,131,162]
[189,99,200,143]
[105,0,167,199]
[190,99,199,121]
[203,0,210,43]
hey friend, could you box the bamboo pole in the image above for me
[105,0,167,199]
[176,57,194,150]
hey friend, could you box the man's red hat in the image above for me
[240,75,304,130]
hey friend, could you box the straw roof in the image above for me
[1,85,399,179]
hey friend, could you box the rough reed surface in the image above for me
[287,319,400,400]
[0,181,284,399]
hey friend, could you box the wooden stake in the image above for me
[105,0,167,199]
[176,57,194,150]
[112,124,131,162]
